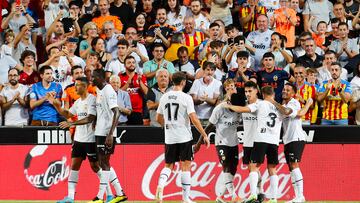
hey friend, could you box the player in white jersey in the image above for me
[155,72,210,203]
[49,77,111,203]
[225,86,283,203]
[194,79,242,203]
[273,83,313,203]
[90,69,127,203]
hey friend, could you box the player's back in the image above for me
[242,99,261,147]
[157,90,195,144]
[255,100,282,145]
[282,98,307,144]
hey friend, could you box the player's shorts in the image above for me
[284,141,306,164]
[216,145,239,166]
[243,146,253,165]
[95,136,116,155]
[250,142,279,165]
[165,140,193,164]
[71,141,97,162]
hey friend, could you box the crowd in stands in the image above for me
[0,0,360,126]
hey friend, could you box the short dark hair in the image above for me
[331,62,342,68]
[117,39,129,47]
[39,65,53,75]
[124,55,136,64]
[71,65,83,75]
[299,31,312,39]
[172,71,187,85]
[244,81,258,89]
[261,86,275,96]
[202,61,216,70]
[233,35,245,44]
[177,46,188,56]
[20,50,36,65]
[152,43,165,51]
[331,18,340,24]
[338,22,348,29]
[209,40,223,49]
[75,76,89,84]
[285,82,297,93]
[171,32,184,43]
[225,24,237,33]
[91,37,103,50]
[93,68,106,79]
[47,46,59,55]
[8,68,20,75]
[209,22,220,29]
[156,7,166,14]
[324,50,336,56]
[262,52,275,59]
[237,50,249,59]
[317,21,328,28]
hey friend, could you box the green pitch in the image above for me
[1,201,360,203]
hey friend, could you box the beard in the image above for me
[9,80,18,86]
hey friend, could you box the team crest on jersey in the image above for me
[265,37,269,41]
[179,14,183,20]
[273,75,278,81]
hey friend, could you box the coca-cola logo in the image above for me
[142,149,291,200]
[23,145,70,190]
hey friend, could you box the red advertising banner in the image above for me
[0,144,359,201]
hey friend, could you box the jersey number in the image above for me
[266,113,277,128]
[165,103,180,121]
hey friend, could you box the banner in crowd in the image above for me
[0,144,359,201]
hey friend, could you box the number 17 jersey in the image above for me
[248,100,282,146]
[157,90,196,144]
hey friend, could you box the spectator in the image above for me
[189,62,222,125]
[349,62,360,125]
[292,32,324,60]
[259,0,279,19]
[109,75,132,125]
[181,16,205,60]
[165,0,188,32]
[269,32,293,69]
[0,68,29,126]
[46,14,66,46]
[13,24,37,63]
[317,62,352,125]
[134,12,148,38]
[270,0,297,48]
[165,32,193,62]
[332,2,352,29]
[257,52,294,103]
[324,18,340,48]
[225,24,241,39]
[329,22,359,69]
[79,22,99,59]
[136,0,156,26]
[1,29,15,56]
[308,20,327,50]
[317,50,348,86]
[210,0,233,26]
[290,0,304,36]
[103,21,122,59]
[1,2,36,34]
[143,43,176,88]
[239,0,267,35]
[293,65,318,125]
[225,35,255,71]
[85,53,103,72]
[92,0,123,38]
[91,37,112,68]
[306,67,320,89]
[29,66,63,126]
[344,0,359,17]
[61,1,81,35]
[109,0,134,28]
[146,7,176,48]
[303,0,333,32]
[198,22,221,60]
[295,38,324,69]
[105,39,130,80]
[146,69,172,127]
[246,14,274,71]
[190,0,210,30]
[119,55,148,125]
[19,50,40,86]
[0,52,18,86]
[43,0,68,30]
[230,51,257,88]
[60,37,86,69]
[124,26,149,69]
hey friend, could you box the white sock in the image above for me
[218,173,227,197]
[224,173,236,198]
[181,171,191,201]
[68,170,79,199]
[96,169,113,196]
[269,175,279,199]
[292,168,304,197]
[290,171,298,198]
[158,167,171,188]
[249,171,258,197]
[109,167,124,196]
[97,170,110,200]
[257,170,263,194]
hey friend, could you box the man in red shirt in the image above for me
[19,50,40,86]
[119,55,148,125]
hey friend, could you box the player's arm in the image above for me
[193,122,215,153]
[270,99,293,116]
[189,112,210,148]
[51,98,74,119]
[59,114,97,129]
[104,107,121,148]
[155,113,164,127]
[297,98,313,117]
[223,103,251,113]
[317,84,331,103]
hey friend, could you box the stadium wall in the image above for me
[0,126,359,201]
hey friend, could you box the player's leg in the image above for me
[215,146,228,202]
[266,144,280,203]
[227,146,240,203]
[244,146,264,201]
[179,141,195,203]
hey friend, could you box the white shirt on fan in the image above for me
[209,103,241,147]
[194,13,210,30]
[95,84,118,137]
[248,100,282,145]
[157,90,195,144]
[69,94,97,143]
[167,6,188,32]
[282,98,306,144]
[0,84,29,126]
[242,99,261,147]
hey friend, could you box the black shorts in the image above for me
[165,141,193,164]
[284,141,306,164]
[216,145,239,167]
[250,142,279,165]
[71,141,97,162]
[95,136,116,155]
[243,146,253,165]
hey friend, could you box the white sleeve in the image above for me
[287,100,299,119]
[69,101,77,115]
[208,105,222,125]
[156,97,164,115]
[88,95,97,116]
[186,95,196,115]
[189,79,200,95]
[247,102,258,113]
[105,86,118,109]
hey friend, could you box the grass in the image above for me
[1,201,360,203]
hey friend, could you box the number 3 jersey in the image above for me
[157,90,196,144]
[209,103,241,147]
[248,100,282,145]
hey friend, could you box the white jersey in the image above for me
[69,94,97,143]
[167,6,188,32]
[209,103,241,147]
[242,99,261,147]
[246,29,274,70]
[194,14,210,30]
[0,84,29,126]
[259,0,279,18]
[95,84,118,137]
[157,90,195,144]
[248,100,282,145]
[282,98,306,145]
[105,58,126,76]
